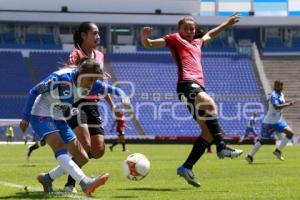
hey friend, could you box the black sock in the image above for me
[65,158,80,187]
[46,173,53,181]
[205,117,226,152]
[216,141,226,152]
[122,143,126,151]
[29,143,39,151]
[111,141,118,147]
[65,175,76,187]
[183,137,209,169]
[88,151,93,159]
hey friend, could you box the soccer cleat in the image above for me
[80,173,110,196]
[64,185,78,193]
[245,155,254,164]
[273,149,284,161]
[177,166,200,187]
[217,146,243,159]
[36,173,53,193]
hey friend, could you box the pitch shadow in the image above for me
[111,195,138,199]
[0,191,49,199]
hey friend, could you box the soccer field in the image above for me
[0,144,300,200]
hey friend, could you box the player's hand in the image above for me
[289,100,295,106]
[141,27,153,38]
[225,13,240,26]
[19,120,29,133]
[121,98,130,106]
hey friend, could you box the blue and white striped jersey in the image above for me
[22,68,127,120]
[263,90,285,124]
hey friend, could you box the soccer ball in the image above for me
[123,153,150,181]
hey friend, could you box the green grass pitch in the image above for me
[0,144,300,200]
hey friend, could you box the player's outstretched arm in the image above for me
[93,80,131,106]
[110,121,117,133]
[274,100,296,110]
[202,13,240,45]
[140,27,166,48]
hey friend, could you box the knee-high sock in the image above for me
[239,135,245,143]
[204,117,226,152]
[65,158,80,187]
[55,149,85,183]
[29,143,39,151]
[48,165,66,181]
[183,137,209,169]
[248,141,262,157]
[277,135,291,151]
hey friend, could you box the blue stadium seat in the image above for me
[0,51,33,94]
[30,52,69,80]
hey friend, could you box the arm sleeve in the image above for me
[22,74,59,121]
[164,33,180,48]
[68,48,86,65]
[270,94,280,107]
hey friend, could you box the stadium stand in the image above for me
[262,56,300,134]
[30,52,69,80]
[0,51,33,94]
[0,96,26,119]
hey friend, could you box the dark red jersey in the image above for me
[116,118,126,133]
[165,33,205,87]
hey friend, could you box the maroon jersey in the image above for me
[116,117,126,133]
[68,47,104,66]
[164,33,205,87]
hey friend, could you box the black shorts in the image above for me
[67,101,104,135]
[177,80,206,120]
[117,131,125,136]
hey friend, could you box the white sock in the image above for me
[56,153,86,182]
[48,166,66,180]
[239,135,245,143]
[277,136,290,151]
[249,141,262,157]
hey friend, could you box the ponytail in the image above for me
[73,30,82,47]
[73,22,96,47]
[194,25,205,39]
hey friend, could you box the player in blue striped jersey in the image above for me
[19,59,129,195]
[246,80,295,164]
[238,112,258,144]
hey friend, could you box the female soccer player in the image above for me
[246,80,295,164]
[109,109,129,152]
[238,112,258,144]
[19,59,129,195]
[141,14,243,187]
[64,22,117,192]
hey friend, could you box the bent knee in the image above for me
[91,151,104,159]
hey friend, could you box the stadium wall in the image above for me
[0,0,198,14]
[1,0,300,25]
